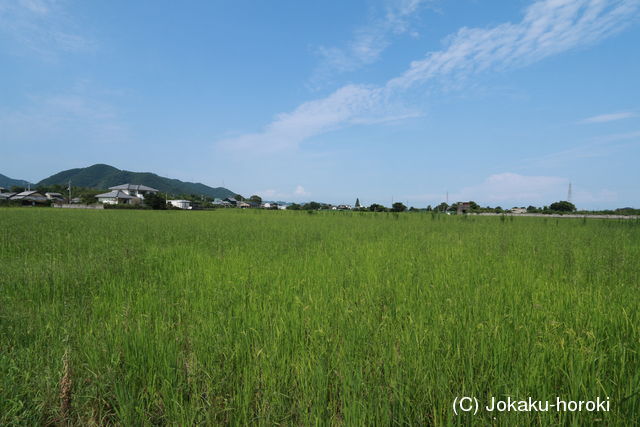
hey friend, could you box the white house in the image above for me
[96,184,159,205]
[45,192,65,202]
[95,190,140,205]
[167,199,192,210]
[108,184,158,200]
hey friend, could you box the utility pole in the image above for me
[68,180,71,203]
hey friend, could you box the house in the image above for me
[212,198,232,207]
[0,192,16,201]
[108,184,159,200]
[237,201,250,208]
[223,197,238,206]
[167,199,192,210]
[95,190,140,205]
[456,202,472,214]
[95,183,159,205]
[45,192,65,202]
[10,191,48,203]
[511,207,527,214]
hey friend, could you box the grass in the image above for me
[1,208,639,425]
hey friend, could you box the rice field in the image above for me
[1,208,639,425]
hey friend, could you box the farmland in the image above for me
[1,208,639,425]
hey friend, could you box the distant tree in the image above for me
[10,186,26,193]
[368,203,387,212]
[233,194,244,201]
[436,202,449,212]
[494,206,504,213]
[426,205,432,211]
[287,203,301,210]
[549,201,576,212]
[391,202,407,212]
[302,201,321,210]
[249,195,262,204]
[468,201,480,211]
[144,192,167,210]
[355,198,361,208]
[526,205,539,213]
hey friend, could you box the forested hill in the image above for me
[0,173,32,189]
[37,164,236,199]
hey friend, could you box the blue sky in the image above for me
[1,0,639,208]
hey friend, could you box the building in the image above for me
[0,192,16,201]
[456,202,472,214]
[95,183,159,205]
[45,192,65,202]
[212,198,232,207]
[511,207,527,214]
[108,184,159,200]
[95,190,140,205]
[10,191,48,203]
[167,199,192,210]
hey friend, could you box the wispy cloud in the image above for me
[388,0,640,89]
[0,83,127,146]
[579,111,637,123]
[0,0,94,59]
[407,172,618,206]
[454,172,568,204]
[217,84,420,152]
[258,185,310,201]
[524,130,640,168]
[218,0,640,153]
[314,0,430,78]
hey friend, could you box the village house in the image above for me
[10,191,48,203]
[95,184,159,205]
[167,199,192,210]
[45,192,65,202]
[108,184,159,200]
[95,190,140,205]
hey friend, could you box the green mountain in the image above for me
[37,164,236,199]
[0,173,32,189]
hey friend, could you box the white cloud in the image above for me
[0,86,127,147]
[580,112,637,123]
[525,130,640,167]
[406,172,618,206]
[218,84,419,152]
[388,0,640,89]
[314,0,430,77]
[256,185,310,201]
[453,172,568,205]
[455,172,618,206]
[0,0,94,58]
[294,185,309,197]
[218,0,640,153]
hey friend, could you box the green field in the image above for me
[1,209,639,425]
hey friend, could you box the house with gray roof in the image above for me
[108,184,159,200]
[95,183,159,205]
[11,191,48,202]
[95,190,140,205]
